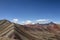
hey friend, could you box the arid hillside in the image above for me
[0,19,60,40]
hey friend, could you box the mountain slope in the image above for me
[0,19,60,40]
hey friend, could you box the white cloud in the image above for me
[36,19,50,24]
[13,19,18,23]
[22,20,32,25]
[21,19,51,25]
[36,19,49,22]
[11,18,52,25]
[54,22,60,24]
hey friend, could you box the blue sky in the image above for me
[0,0,60,23]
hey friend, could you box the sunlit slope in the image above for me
[0,20,15,40]
[15,23,60,40]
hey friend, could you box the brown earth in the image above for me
[0,19,60,40]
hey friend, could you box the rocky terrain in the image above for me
[0,19,60,40]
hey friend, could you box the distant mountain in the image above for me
[0,19,60,40]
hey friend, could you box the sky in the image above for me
[0,0,60,24]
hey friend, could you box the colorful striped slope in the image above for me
[0,19,60,40]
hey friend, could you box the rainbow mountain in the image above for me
[0,19,60,40]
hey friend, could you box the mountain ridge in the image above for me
[0,19,60,40]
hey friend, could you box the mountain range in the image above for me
[0,19,60,40]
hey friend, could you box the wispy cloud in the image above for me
[54,22,60,24]
[36,19,49,22]
[12,18,18,23]
[21,19,51,25]
[36,19,50,24]
[12,19,52,24]
[22,20,32,25]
